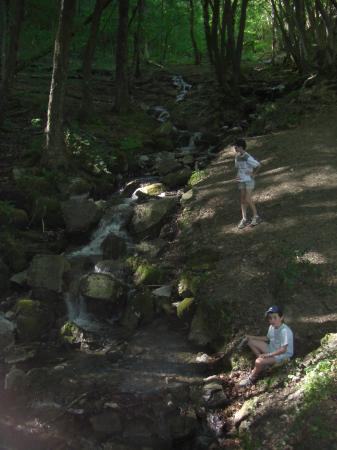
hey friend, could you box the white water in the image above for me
[68,200,132,258]
[173,75,192,102]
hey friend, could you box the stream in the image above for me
[0,75,232,450]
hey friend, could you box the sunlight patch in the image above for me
[297,251,327,265]
[298,313,337,323]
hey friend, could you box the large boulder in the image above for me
[101,233,127,260]
[15,298,52,342]
[129,198,177,238]
[163,168,192,189]
[0,314,15,349]
[61,197,102,233]
[80,273,125,303]
[156,159,182,176]
[27,254,70,293]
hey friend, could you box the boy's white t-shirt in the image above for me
[267,323,294,358]
[235,152,260,182]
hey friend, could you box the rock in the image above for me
[4,344,38,364]
[202,383,228,408]
[163,168,192,189]
[61,197,102,233]
[168,412,198,439]
[133,261,167,286]
[90,410,123,437]
[156,159,182,175]
[178,272,204,297]
[134,239,167,258]
[180,189,195,205]
[129,198,177,238]
[4,367,27,391]
[182,155,195,165]
[60,321,84,345]
[152,285,172,298]
[188,308,211,345]
[234,398,258,427]
[27,254,70,293]
[11,208,29,229]
[94,260,126,279]
[65,177,93,196]
[101,233,127,260]
[15,298,52,342]
[10,269,28,287]
[80,273,125,303]
[137,183,166,196]
[0,314,15,349]
[0,258,10,293]
[123,179,142,196]
[122,289,155,330]
[176,297,195,319]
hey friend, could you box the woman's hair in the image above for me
[234,138,247,149]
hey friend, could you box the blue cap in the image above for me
[265,305,283,317]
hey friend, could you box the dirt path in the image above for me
[178,103,337,356]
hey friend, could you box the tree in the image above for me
[115,0,129,112]
[189,0,202,64]
[0,0,25,124]
[80,0,110,118]
[43,0,77,168]
[133,0,145,78]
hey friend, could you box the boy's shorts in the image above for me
[238,180,255,191]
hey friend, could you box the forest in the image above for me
[0,1,337,449]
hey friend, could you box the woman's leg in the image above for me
[240,188,247,220]
[245,189,258,218]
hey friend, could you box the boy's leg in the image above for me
[251,356,275,379]
[247,337,268,356]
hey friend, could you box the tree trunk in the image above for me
[133,0,145,78]
[43,0,77,169]
[79,0,106,119]
[201,0,214,64]
[115,0,129,112]
[0,0,25,124]
[189,0,201,65]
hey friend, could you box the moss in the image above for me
[188,170,208,187]
[178,271,207,297]
[177,297,195,319]
[15,298,51,342]
[134,261,167,286]
[60,321,82,344]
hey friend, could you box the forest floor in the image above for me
[1,63,337,449]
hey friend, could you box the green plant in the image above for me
[188,169,208,187]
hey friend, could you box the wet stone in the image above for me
[89,410,123,437]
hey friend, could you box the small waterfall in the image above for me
[173,75,192,102]
[69,199,133,258]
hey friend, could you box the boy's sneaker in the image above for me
[237,219,248,229]
[238,376,255,388]
[251,216,261,226]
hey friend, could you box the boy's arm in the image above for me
[260,344,287,359]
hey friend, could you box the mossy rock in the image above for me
[134,261,167,286]
[60,321,83,345]
[177,297,195,319]
[15,298,52,342]
[188,170,208,187]
[0,232,27,272]
[188,307,212,345]
[10,209,29,229]
[138,183,166,196]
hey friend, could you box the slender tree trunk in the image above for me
[43,0,77,169]
[133,0,145,78]
[115,0,129,112]
[189,0,201,64]
[201,0,214,64]
[79,0,106,119]
[0,0,25,124]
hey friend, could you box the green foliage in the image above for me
[119,135,142,154]
[65,127,116,175]
[301,359,336,404]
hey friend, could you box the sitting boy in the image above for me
[239,305,294,387]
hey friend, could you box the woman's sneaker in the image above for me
[251,216,261,226]
[238,219,248,229]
